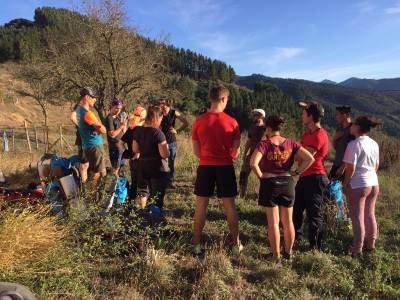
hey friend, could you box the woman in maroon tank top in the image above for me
[250,116,315,263]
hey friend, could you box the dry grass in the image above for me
[0,205,66,269]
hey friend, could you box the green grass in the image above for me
[1,137,400,299]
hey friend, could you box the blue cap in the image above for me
[111,98,123,107]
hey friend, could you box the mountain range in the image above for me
[236,74,400,137]
[320,77,400,91]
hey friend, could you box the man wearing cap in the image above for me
[75,87,107,187]
[293,101,329,250]
[239,108,266,198]
[159,96,188,187]
[105,99,128,175]
[330,106,354,181]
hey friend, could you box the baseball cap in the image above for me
[252,108,266,118]
[299,101,325,119]
[80,87,97,98]
[336,105,351,114]
[111,98,123,108]
[159,96,168,101]
[133,105,145,116]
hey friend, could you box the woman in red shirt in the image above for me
[250,116,315,263]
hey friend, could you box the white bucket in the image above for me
[59,174,79,200]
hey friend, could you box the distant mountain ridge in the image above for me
[321,79,337,85]
[338,77,400,91]
[236,74,400,137]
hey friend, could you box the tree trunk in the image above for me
[44,110,49,153]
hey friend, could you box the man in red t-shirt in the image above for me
[191,85,243,256]
[293,101,329,249]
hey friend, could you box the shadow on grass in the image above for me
[2,167,38,189]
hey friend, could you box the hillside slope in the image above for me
[236,74,400,136]
[0,63,73,127]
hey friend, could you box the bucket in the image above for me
[59,174,79,200]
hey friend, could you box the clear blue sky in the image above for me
[2,0,400,82]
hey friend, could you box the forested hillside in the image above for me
[237,74,400,136]
[0,6,301,132]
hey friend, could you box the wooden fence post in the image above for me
[34,125,39,150]
[24,121,32,153]
[12,128,15,152]
[59,125,63,156]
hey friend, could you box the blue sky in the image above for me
[1,0,400,82]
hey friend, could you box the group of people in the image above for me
[70,87,188,208]
[71,84,381,262]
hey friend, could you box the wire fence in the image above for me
[0,122,78,156]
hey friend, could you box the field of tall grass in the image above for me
[0,134,399,299]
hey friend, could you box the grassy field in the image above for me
[0,135,399,299]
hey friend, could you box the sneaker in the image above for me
[231,243,244,256]
[191,244,204,257]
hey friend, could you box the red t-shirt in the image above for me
[300,128,329,177]
[257,139,300,173]
[192,112,240,166]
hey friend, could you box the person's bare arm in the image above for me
[70,111,78,126]
[175,111,189,133]
[231,139,240,160]
[335,163,346,177]
[93,121,107,134]
[132,140,140,154]
[192,140,200,158]
[293,147,315,175]
[108,123,127,138]
[343,163,356,189]
[158,141,170,159]
[305,146,317,157]
[250,150,263,179]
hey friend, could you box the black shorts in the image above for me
[258,176,295,207]
[295,174,329,206]
[194,165,237,198]
[81,145,106,173]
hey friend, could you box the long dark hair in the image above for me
[145,105,163,126]
[355,116,381,134]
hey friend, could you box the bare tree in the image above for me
[14,59,64,148]
[46,0,165,121]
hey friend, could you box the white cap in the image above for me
[252,108,266,118]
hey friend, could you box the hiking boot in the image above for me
[231,243,244,256]
[191,244,205,258]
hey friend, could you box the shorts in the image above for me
[109,147,125,168]
[194,165,237,198]
[295,174,329,206]
[81,145,105,173]
[258,176,295,207]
